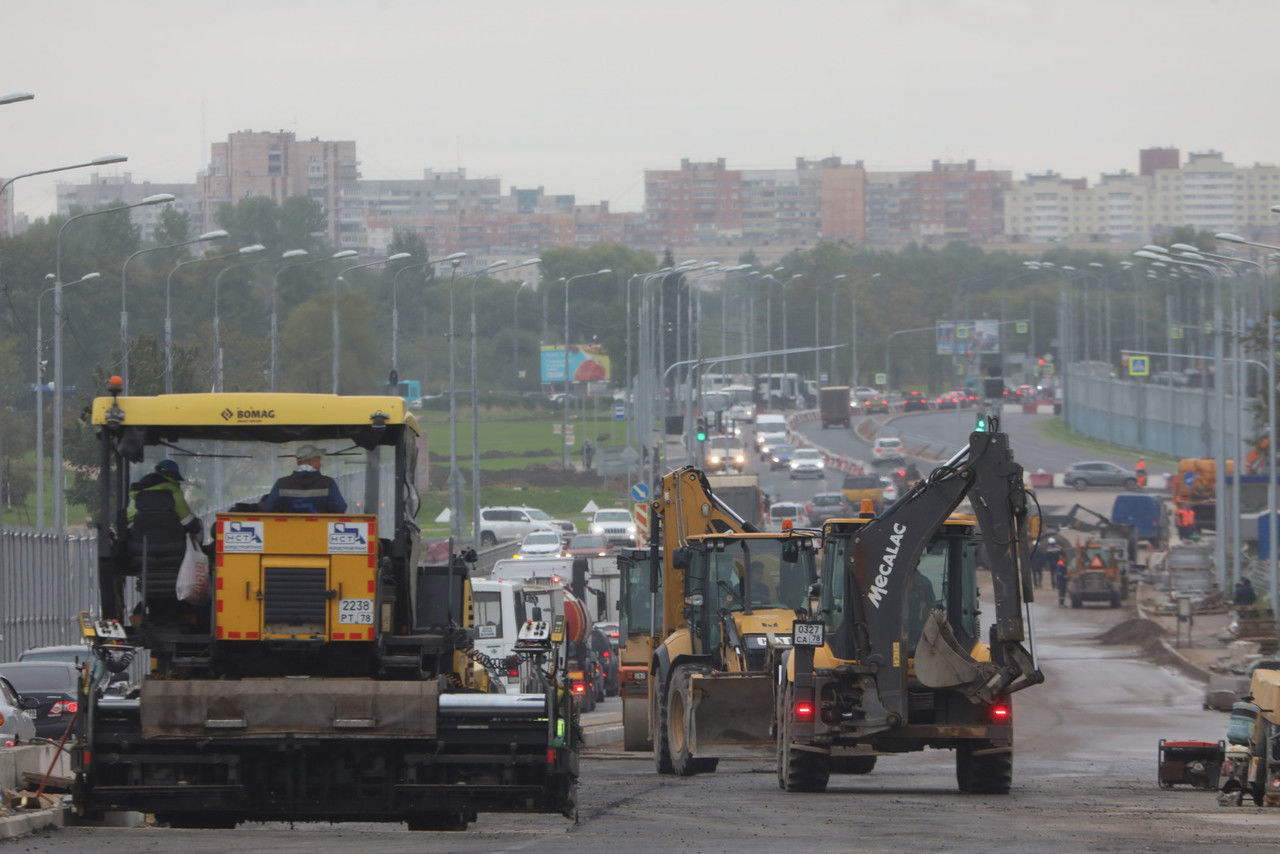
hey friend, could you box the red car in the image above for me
[561,533,611,558]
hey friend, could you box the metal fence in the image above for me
[1064,367,1244,460]
[0,527,100,662]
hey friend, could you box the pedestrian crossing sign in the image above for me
[1129,356,1150,377]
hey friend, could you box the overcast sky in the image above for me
[4,0,1277,220]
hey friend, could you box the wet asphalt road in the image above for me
[32,573,1272,853]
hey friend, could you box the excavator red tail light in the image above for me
[794,700,815,722]
[990,703,1011,723]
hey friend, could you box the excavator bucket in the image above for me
[913,609,996,691]
[689,672,775,753]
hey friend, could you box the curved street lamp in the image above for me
[389,251,467,376]
[35,272,100,527]
[119,229,228,392]
[54,192,172,532]
[562,268,612,468]
[332,252,412,393]
[211,244,267,391]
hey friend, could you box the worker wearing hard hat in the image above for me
[262,444,347,513]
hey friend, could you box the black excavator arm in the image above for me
[839,422,1044,728]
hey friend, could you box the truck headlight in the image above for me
[626,525,636,536]
[789,460,801,469]
[735,454,745,464]
[709,455,721,464]
[590,523,604,534]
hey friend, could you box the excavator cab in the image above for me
[818,518,980,663]
[683,535,817,667]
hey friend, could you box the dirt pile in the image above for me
[1096,618,1169,645]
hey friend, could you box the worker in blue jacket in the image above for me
[262,444,347,513]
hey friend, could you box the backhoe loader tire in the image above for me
[778,686,830,793]
[956,741,1012,794]
[653,670,675,775]
[668,663,718,776]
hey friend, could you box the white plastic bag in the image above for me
[176,536,210,603]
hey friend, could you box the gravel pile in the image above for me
[1096,618,1169,645]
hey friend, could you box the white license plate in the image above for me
[338,598,374,624]
[792,621,825,647]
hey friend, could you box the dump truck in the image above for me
[74,384,578,830]
[627,467,819,775]
[776,416,1044,793]
[706,472,764,528]
[820,385,851,429]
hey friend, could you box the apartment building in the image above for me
[197,130,360,247]
[56,172,200,243]
[866,160,1010,245]
[644,158,744,246]
[1004,149,1280,243]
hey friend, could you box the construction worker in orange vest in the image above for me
[1176,506,1197,540]
[1135,459,1147,488]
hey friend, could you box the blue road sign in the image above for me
[613,402,626,421]
[1183,471,1195,488]
[631,481,650,502]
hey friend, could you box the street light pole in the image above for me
[446,258,465,548]
[333,253,412,393]
[470,258,537,546]
[119,229,228,393]
[389,251,467,380]
[35,272,99,527]
[562,269,612,468]
[54,193,172,532]
[211,245,266,391]
[269,249,322,391]
[163,242,260,394]
[514,280,534,392]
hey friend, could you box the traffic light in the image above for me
[695,417,708,442]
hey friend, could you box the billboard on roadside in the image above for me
[936,319,1000,355]
[541,344,611,383]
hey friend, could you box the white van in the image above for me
[470,578,523,692]
[754,413,789,458]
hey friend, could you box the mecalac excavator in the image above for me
[777,416,1045,794]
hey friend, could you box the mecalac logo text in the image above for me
[866,522,907,609]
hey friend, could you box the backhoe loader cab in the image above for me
[652,531,818,776]
[635,465,820,776]
[777,424,1043,795]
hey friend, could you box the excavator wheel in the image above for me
[668,663,718,776]
[778,686,830,793]
[956,741,1012,794]
[652,667,675,775]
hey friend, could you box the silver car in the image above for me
[1064,461,1138,491]
[0,674,37,745]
